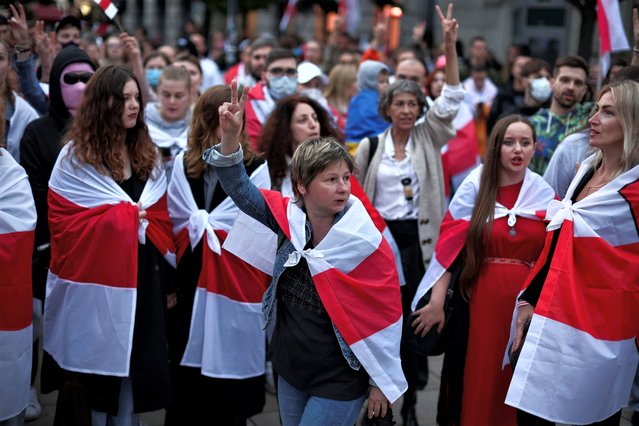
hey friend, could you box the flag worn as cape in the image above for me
[167,152,271,378]
[223,190,407,403]
[44,143,175,377]
[412,166,555,311]
[0,149,36,421]
[506,154,639,424]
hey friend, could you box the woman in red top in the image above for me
[411,115,555,426]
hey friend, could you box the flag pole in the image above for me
[114,14,125,33]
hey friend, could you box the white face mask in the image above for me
[300,87,324,102]
[530,77,552,103]
[268,76,298,100]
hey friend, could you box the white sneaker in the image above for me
[24,386,42,421]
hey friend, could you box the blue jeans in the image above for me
[277,376,366,426]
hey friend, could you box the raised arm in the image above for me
[437,4,460,86]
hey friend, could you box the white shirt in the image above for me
[373,132,420,220]
[462,76,498,107]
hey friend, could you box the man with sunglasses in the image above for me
[245,48,298,150]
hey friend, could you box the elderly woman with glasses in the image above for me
[353,5,465,425]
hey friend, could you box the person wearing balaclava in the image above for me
[19,44,96,423]
[245,48,298,151]
[345,60,390,154]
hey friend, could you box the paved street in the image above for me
[29,353,635,425]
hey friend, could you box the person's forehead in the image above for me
[269,58,296,69]
[556,66,586,80]
[252,46,271,57]
[397,61,425,77]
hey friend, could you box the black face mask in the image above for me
[60,41,80,49]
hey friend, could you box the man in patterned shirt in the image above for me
[528,55,592,174]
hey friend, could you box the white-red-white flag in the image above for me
[597,0,630,78]
[0,149,36,422]
[224,190,408,402]
[94,0,118,20]
[279,0,298,33]
[412,166,554,310]
[44,143,175,377]
[506,154,639,424]
[167,152,271,379]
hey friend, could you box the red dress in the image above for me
[460,181,547,426]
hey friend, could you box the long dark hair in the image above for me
[259,95,343,189]
[458,114,536,299]
[65,65,158,182]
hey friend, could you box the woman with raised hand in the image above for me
[507,80,639,426]
[44,65,174,425]
[354,5,465,425]
[165,85,270,425]
[202,80,407,425]
[411,115,555,425]
[145,65,192,178]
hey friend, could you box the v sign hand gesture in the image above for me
[219,80,249,155]
[436,3,458,46]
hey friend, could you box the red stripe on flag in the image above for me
[433,211,470,270]
[48,189,138,288]
[313,239,402,345]
[261,189,291,240]
[98,0,111,11]
[0,231,34,330]
[597,0,612,54]
[445,120,479,176]
[199,230,269,303]
[536,221,639,341]
[145,193,176,259]
[351,177,386,233]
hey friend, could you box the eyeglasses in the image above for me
[63,72,94,85]
[107,43,123,49]
[267,67,298,78]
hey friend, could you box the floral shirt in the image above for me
[528,102,593,175]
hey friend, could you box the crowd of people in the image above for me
[0,2,639,426]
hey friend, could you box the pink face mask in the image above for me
[60,62,94,117]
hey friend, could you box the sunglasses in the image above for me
[63,72,94,85]
[267,67,298,78]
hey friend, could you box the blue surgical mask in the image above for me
[146,68,162,88]
[268,76,298,100]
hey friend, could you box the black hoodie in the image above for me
[19,45,95,299]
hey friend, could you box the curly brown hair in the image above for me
[185,85,256,178]
[64,65,159,182]
[259,95,343,190]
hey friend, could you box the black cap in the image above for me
[175,37,198,57]
[55,15,81,33]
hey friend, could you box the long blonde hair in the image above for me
[591,81,639,176]
[323,64,357,113]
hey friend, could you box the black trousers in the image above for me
[516,409,622,426]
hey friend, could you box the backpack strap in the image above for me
[367,136,379,167]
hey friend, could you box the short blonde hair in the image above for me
[290,136,353,202]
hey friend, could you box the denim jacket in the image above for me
[203,145,362,371]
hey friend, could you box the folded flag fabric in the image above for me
[412,166,554,310]
[506,154,639,424]
[167,152,271,378]
[223,190,407,402]
[0,148,36,421]
[44,143,174,377]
